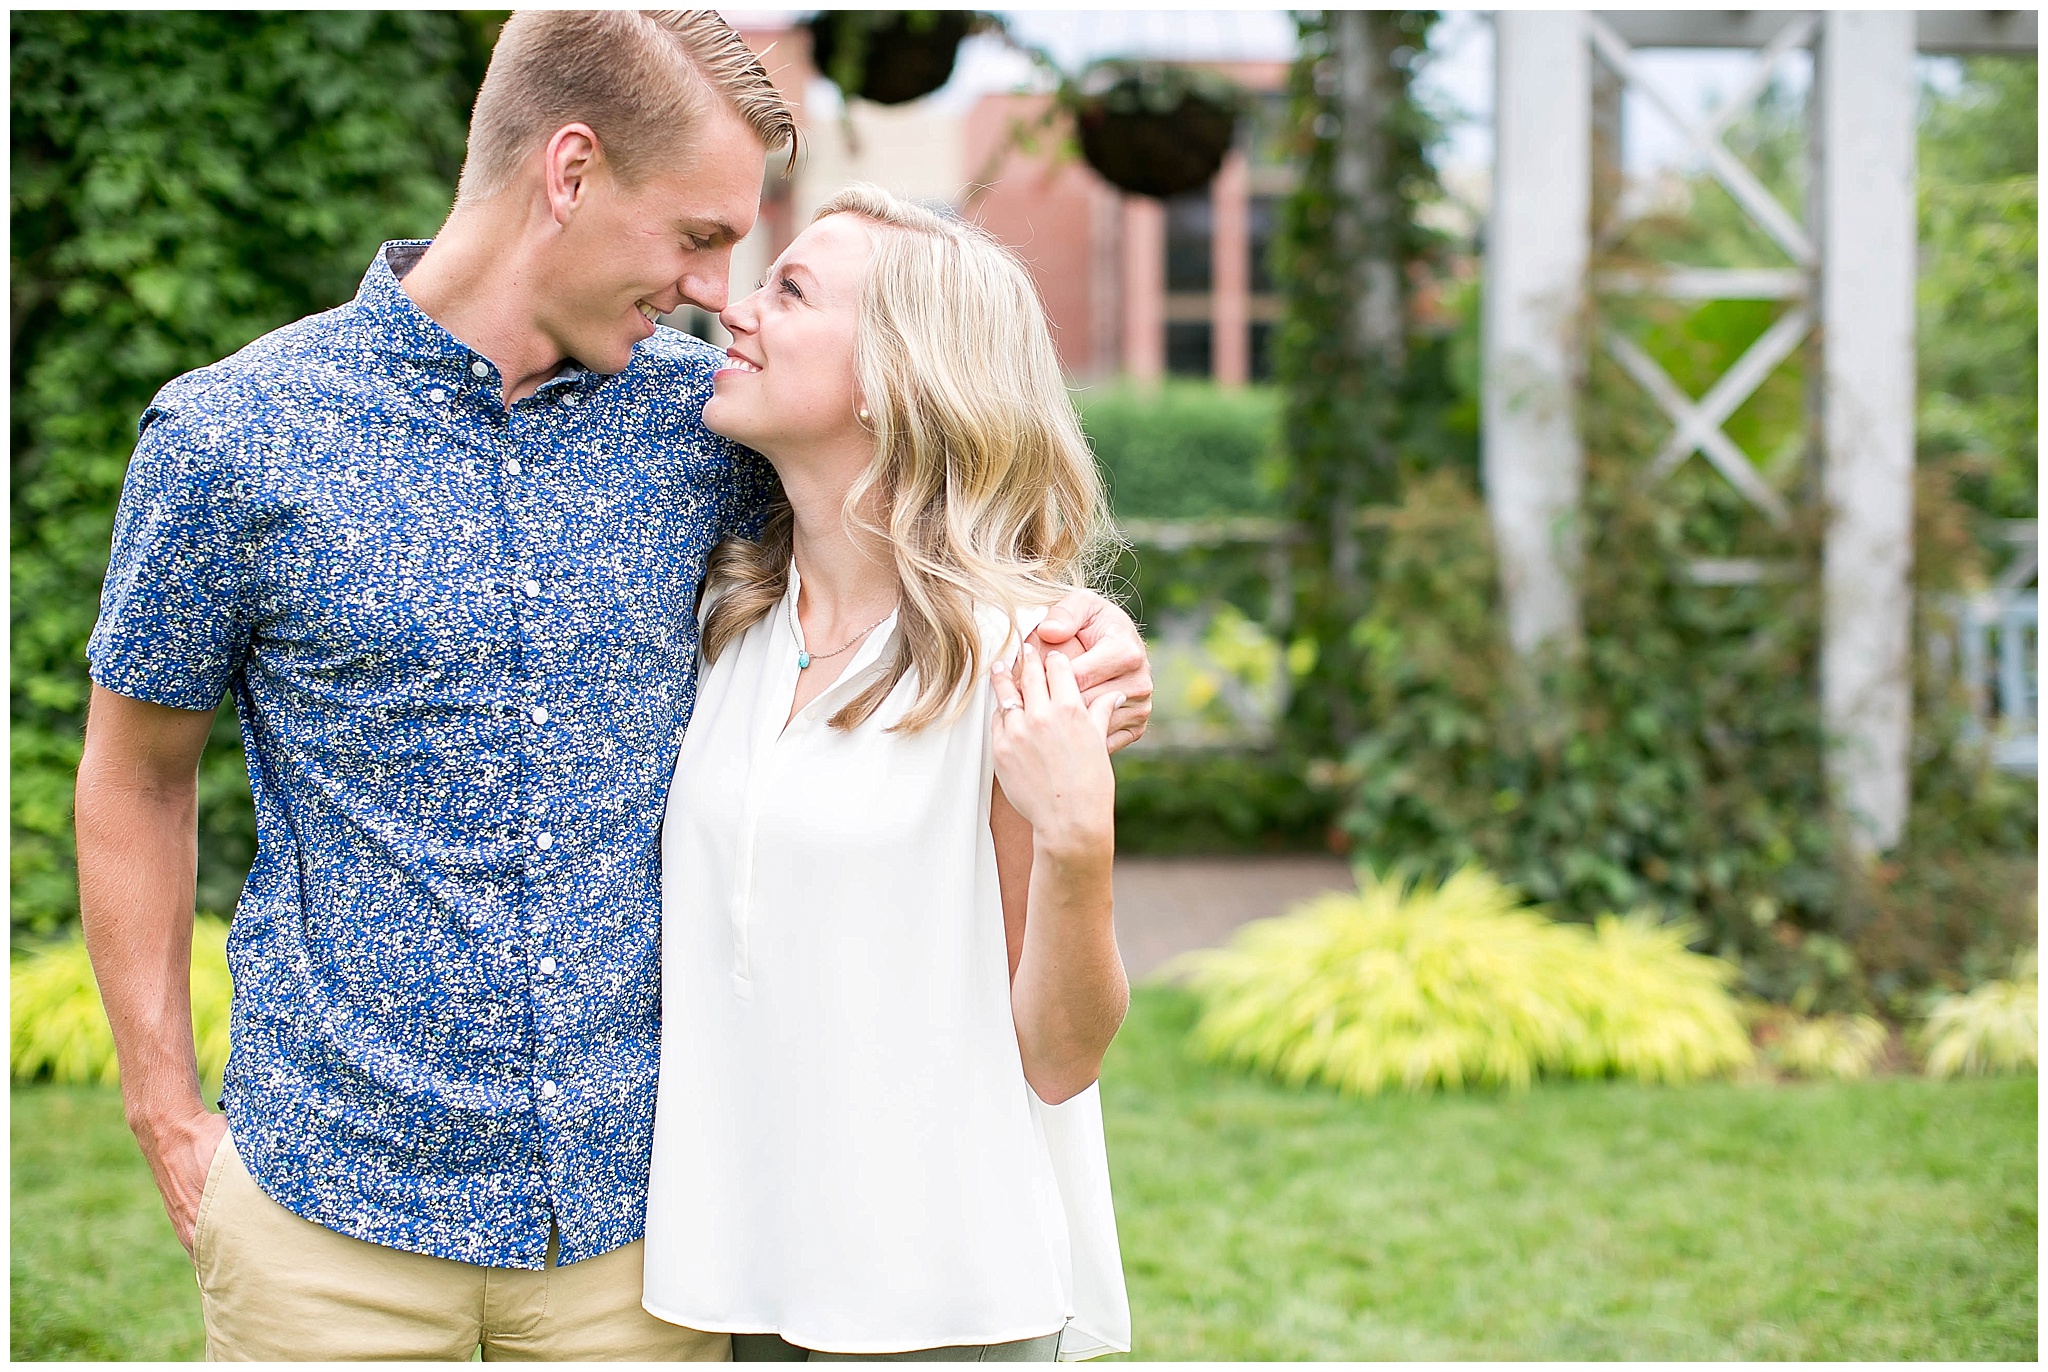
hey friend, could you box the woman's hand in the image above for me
[1030,590,1152,754]
[992,643,1119,862]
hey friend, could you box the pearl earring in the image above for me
[857,407,871,423]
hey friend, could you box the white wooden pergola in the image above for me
[1482,9,2038,855]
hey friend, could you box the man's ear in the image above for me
[541,123,603,227]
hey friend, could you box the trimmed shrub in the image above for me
[10,917,232,1084]
[1077,381,1282,521]
[1919,951,2038,1079]
[1174,866,1752,1096]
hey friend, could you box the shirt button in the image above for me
[535,832,554,850]
[521,579,541,599]
[538,1080,559,1100]
[428,387,447,403]
[506,458,523,476]
[529,705,549,725]
[471,360,490,378]
[539,956,558,976]
[562,392,580,407]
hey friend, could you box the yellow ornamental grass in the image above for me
[1566,914,1756,1085]
[1760,1012,1892,1081]
[10,917,234,1085]
[1175,867,1753,1096]
[1920,951,2038,1079]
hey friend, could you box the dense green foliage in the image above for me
[1111,751,1335,855]
[1178,867,1753,1094]
[1273,11,1472,752]
[10,12,499,941]
[1918,58,2037,520]
[15,1000,2038,1358]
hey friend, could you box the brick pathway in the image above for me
[1111,854,1356,980]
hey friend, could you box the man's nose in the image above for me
[680,248,734,315]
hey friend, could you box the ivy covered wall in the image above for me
[11,12,502,939]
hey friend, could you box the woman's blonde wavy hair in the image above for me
[701,183,1115,734]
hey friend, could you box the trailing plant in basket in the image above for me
[806,11,977,108]
[1069,61,1244,200]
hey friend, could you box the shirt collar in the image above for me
[354,241,603,395]
[354,240,474,364]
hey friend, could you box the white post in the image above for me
[1483,11,1591,660]
[1817,12,1917,853]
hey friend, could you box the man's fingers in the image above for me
[1035,588,1101,647]
[1087,691,1122,740]
[1067,632,1146,695]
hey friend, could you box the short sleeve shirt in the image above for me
[85,241,778,1269]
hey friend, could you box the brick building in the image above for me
[721,21,1293,386]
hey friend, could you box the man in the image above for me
[76,12,1152,1361]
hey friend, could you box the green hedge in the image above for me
[1077,381,1283,521]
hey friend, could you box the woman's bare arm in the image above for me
[991,644,1129,1104]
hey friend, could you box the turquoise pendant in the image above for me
[797,650,811,670]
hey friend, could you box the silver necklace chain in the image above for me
[789,593,893,669]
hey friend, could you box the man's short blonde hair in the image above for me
[458,10,796,205]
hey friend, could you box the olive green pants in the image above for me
[731,1332,1060,1362]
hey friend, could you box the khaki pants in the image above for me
[192,1134,729,1361]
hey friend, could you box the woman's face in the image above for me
[703,214,875,457]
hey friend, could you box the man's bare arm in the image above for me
[75,684,227,1255]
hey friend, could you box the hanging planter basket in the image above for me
[807,10,975,107]
[1071,61,1243,200]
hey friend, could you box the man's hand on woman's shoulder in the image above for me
[1029,590,1152,753]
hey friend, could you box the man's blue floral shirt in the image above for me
[87,242,776,1269]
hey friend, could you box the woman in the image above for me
[640,185,1131,1362]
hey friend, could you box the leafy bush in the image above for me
[1077,380,1283,522]
[1174,866,1752,1095]
[1919,952,2038,1079]
[11,918,233,1084]
[1113,750,1337,855]
[1917,56,2037,519]
[1753,1008,1892,1082]
[11,11,499,941]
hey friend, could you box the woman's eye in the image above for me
[779,277,804,301]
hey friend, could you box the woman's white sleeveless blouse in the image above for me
[642,569,1130,1360]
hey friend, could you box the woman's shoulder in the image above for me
[971,597,1056,666]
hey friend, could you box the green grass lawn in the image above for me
[12,987,2038,1361]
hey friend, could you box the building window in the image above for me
[1249,194,1283,296]
[1164,192,1213,293]
[1249,321,1276,382]
[1166,322,1213,377]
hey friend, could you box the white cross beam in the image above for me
[1604,306,1811,528]
[1587,12,1819,267]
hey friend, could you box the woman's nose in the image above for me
[719,290,759,336]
